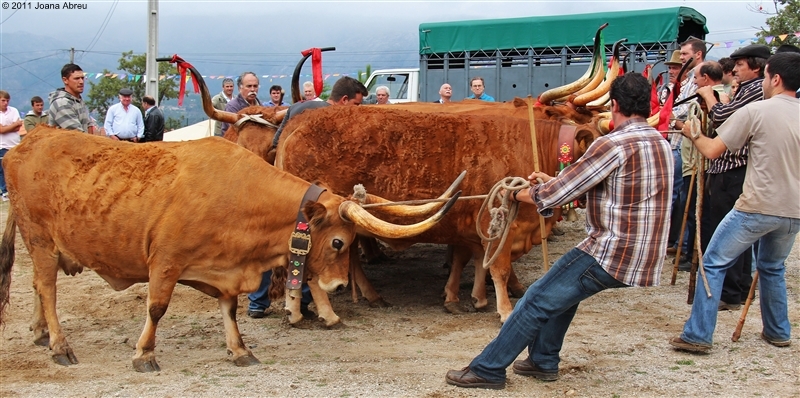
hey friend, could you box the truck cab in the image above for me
[364,68,419,104]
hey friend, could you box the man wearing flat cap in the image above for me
[104,88,144,142]
[693,43,769,312]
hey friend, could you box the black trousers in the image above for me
[702,166,752,304]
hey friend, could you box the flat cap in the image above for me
[119,88,133,96]
[729,44,771,60]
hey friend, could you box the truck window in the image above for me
[367,73,410,100]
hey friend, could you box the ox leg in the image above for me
[132,276,178,372]
[443,246,472,314]
[29,249,77,366]
[471,261,490,311]
[29,288,49,347]
[350,243,389,307]
[507,266,526,299]
[359,236,389,264]
[218,295,259,366]
[284,289,303,325]
[488,247,515,323]
[307,275,341,328]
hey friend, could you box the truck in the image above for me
[364,7,707,103]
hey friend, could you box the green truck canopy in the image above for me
[419,7,708,54]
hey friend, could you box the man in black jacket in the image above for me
[142,96,164,142]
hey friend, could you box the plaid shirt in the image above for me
[531,118,673,287]
[707,77,763,174]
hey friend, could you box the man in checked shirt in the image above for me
[445,73,673,390]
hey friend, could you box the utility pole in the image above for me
[69,48,75,63]
[145,0,159,104]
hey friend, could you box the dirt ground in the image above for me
[1,204,798,397]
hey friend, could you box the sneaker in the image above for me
[247,308,273,319]
[669,336,711,353]
[1,192,8,202]
[678,260,692,272]
[761,333,791,347]
[512,357,559,381]
[718,301,742,311]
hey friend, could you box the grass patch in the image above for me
[262,359,277,365]
[669,366,680,371]
[676,359,694,366]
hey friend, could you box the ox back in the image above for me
[277,105,562,250]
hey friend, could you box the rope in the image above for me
[233,114,280,129]
[476,177,531,269]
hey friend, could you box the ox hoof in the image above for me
[509,287,526,299]
[233,354,261,367]
[444,301,467,314]
[51,351,79,366]
[324,320,345,330]
[132,357,161,373]
[33,333,50,347]
[368,298,392,308]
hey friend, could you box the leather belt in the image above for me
[557,124,577,170]
[286,184,326,296]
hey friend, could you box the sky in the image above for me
[0,0,778,110]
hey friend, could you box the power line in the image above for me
[0,54,59,88]
[82,0,120,60]
[0,9,18,25]
[0,51,66,70]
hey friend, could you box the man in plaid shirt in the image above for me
[446,73,673,390]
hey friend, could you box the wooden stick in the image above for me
[732,271,759,342]
[527,97,550,271]
[687,249,697,305]
[671,166,696,285]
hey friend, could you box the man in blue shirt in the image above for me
[467,77,495,102]
[263,85,289,107]
[104,88,144,142]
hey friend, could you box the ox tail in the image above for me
[0,206,17,327]
[268,267,287,302]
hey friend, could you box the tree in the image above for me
[86,51,179,123]
[753,0,800,49]
[357,64,372,84]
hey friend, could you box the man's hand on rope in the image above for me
[528,171,553,184]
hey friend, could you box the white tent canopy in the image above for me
[163,120,214,142]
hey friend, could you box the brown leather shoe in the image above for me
[445,367,505,390]
[669,337,711,353]
[666,246,678,255]
[512,357,558,381]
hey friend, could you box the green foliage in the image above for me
[754,0,800,49]
[86,51,179,123]
[318,81,332,101]
[357,64,372,84]
[165,116,185,131]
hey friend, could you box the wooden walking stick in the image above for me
[671,166,696,285]
[732,271,759,342]
[527,97,550,271]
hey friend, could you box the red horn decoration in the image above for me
[301,48,323,97]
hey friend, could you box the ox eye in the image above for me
[332,239,344,250]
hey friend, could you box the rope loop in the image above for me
[477,176,531,269]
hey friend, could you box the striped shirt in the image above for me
[47,88,95,133]
[530,118,673,287]
[707,77,763,174]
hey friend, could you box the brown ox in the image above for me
[274,106,598,322]
[0,128,456,371]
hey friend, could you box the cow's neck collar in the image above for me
[286,184,327,296]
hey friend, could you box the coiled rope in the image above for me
[476,176,531,269]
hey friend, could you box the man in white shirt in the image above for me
[104,88,144,142]
[0,90,22,199]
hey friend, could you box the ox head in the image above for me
[221,106,286,162]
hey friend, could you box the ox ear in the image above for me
[302,201,329,230]
[574,126,598,155]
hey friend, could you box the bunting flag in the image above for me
[81,72,357,81]
[709,29,800,48]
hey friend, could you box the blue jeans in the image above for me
[0,148,8,194]
[247,270,312,311]
[681,210,799,345]
[668,148,684,246]
[468,248,628,382]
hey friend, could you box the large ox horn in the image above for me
[340,192,461,239]
[291,47,336,104]
[358,171,466,217]
[571,38,626,107]
[537,23,608,105]
[572,59,605,96]
[157,55,239,125]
